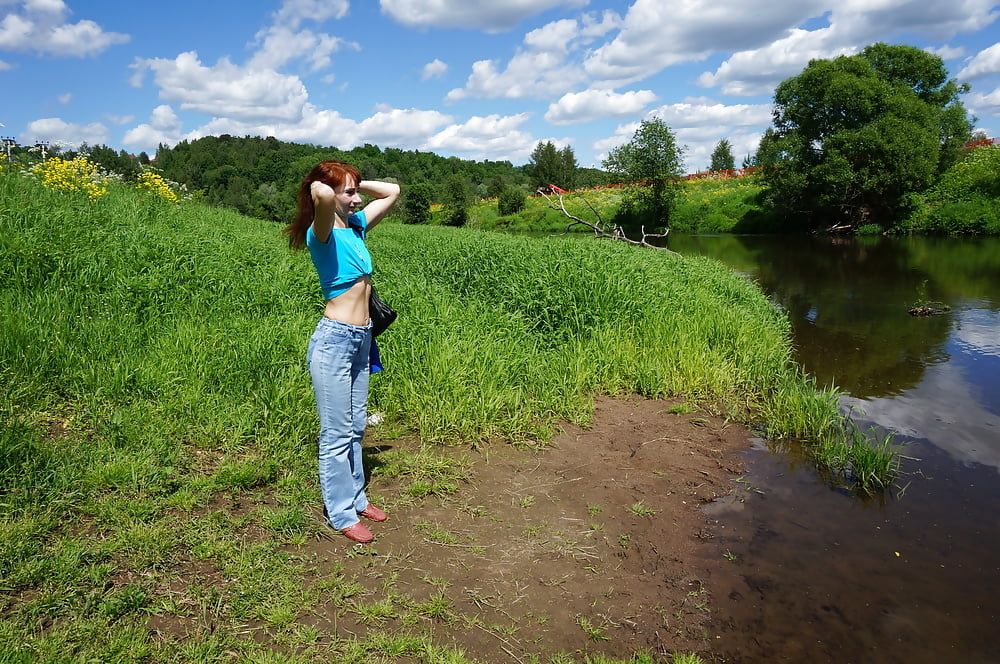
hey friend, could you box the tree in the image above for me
[442,174,470,226]
[498,187,526,216]
[528,141,562,188]
[558,145,578,190]
[762,43,972,230]
[403,183,432,224]
[602,117,685,228]
[710,139,735,172]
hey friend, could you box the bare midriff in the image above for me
[323,275,372,326]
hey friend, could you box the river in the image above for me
[670,235,1000,663]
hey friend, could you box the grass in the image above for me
[0,171,895,659]
[576,615,611,642]
[629,502,656,517]
[464,176,775,236]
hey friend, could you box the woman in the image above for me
[287,161,400,543]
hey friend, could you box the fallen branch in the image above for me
[536,187,677,253]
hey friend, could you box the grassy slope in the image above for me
[1,172,878,660]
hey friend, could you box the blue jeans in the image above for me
[307,317,372,529]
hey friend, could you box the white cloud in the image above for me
[699,0,1000,96]
[122,103,456,155]
[585,0,829,86]
[592,99,773,171]
[0,0,129,57]
[122,105,183,149]
[0,59,11,70]
[130,51,309,123]
[958,42,1000,80]
[966,85,1000,116]
[421,58,447,80]
[445,15,615,101]
[23,117,108,147]
[104,113,135,125]
[249,25,357,72]
[545,88,657,125]
[379,0,587,31]
[56,92,70,104]
[423,113,537,161]
[356,107,453,146]
[272,0,349,28]
[697,26,856,96]
[925,44,966,60]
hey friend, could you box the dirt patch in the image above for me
[297,395,750,660]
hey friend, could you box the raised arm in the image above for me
[309,180,338,243]
[360,180,400,231]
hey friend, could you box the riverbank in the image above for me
[464,177,771,236]
[1,171,881,660]
[140,395,748,661]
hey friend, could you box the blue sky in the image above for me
[2,0,999,170]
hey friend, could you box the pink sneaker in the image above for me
[358,504,388,522]
[341,522,374,543]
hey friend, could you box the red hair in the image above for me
[286,160,362,249]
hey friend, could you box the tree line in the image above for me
[17,134,612,225]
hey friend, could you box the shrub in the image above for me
[403,183,432,225]
[901,144,1000,235]
[498,187,526,216]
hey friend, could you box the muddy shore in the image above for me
[290,396,752,661]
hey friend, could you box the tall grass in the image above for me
[1,172,892,658]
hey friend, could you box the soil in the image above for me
[299,395,751,661]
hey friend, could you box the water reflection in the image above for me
[671,234,1000,662]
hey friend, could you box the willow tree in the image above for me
[762,43,972,230]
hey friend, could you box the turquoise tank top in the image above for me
[306,210,372,300]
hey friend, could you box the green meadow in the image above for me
[1,171,892,660]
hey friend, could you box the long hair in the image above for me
[286,160,362,249]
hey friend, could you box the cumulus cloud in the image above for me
[925,44,966,60]
[130,51,310,123]
[699,0,1000,96]
[249,25,358,72]
[966,86,1000,116]
[445,13,621,101]
[593,98,773,171]
[421,58,447,80]
[379,0,587,31]
[585,0,829,86]
[0,0,129,57]
[356,107,453,146]
[23,116,108,147]
[423,113,536,161]
[545,88,657,125]
[958,41,1000,80]
[647,98,773,129]
[122,105,183,149]
[56,92,70,104]
[272,0,350,29]
[122,103,458,155]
